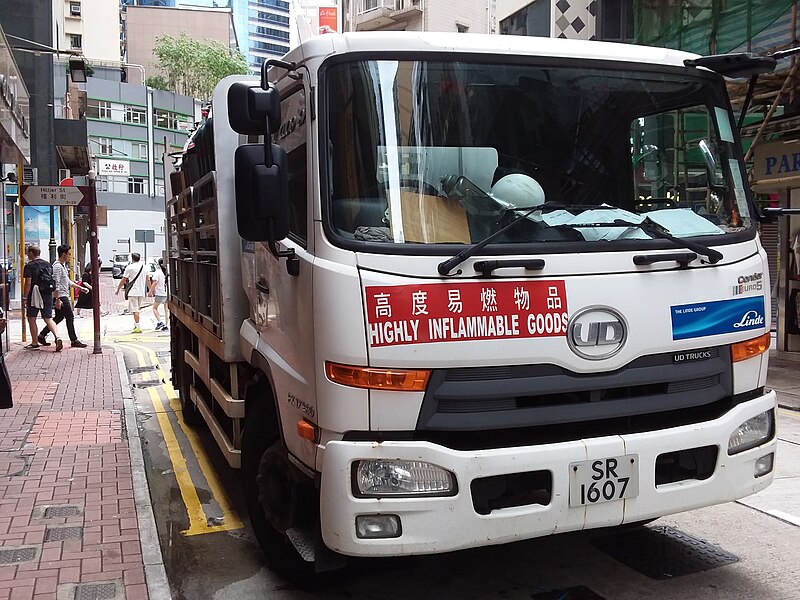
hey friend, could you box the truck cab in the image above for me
[168,32,777,584]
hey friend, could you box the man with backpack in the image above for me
[38,245,90,349]
[22,245,62,351]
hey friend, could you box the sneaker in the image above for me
[132,326,142,334]
[37,336,51,347]
[55,339,63,352]
[71,340,88,348]
[155,322,164,331]
[161,326,168,332]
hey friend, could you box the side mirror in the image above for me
[234,144,289,242]
[228,81,281,135]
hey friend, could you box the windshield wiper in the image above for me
[559,219,723,264]
[438,206,541,276]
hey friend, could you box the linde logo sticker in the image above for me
[365,281,568,347]
[670,296,766,341]
[732,272,764,296]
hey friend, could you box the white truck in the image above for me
[166,32,780,583]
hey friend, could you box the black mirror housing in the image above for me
[235,144,290,242]
[228,81,281,135]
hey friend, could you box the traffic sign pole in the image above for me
[87,173,102,354]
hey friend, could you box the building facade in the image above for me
[343,0,493,34]
[231,0,291,72]
[80,77,199,263]
[123,4,238,85]
[497,0,633,42]
[53,0,122,63]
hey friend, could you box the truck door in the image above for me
[252,84,317,469]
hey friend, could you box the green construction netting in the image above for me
[634,0,795,55]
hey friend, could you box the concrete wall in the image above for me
[125,5,237,85]
[426,0,489,33]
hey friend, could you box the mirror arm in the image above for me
[738,74,759,131]
[267,221,300,277]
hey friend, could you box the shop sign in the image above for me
[319,7,338,33]
[0,73,29,139]
[97,159,130,177]
[752,139,800,182]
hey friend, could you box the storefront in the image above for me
[0,24,31,353]
[752,138,800,358]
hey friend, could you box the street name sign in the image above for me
[21,185,85,206]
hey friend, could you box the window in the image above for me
[70,2,81,17]
[500,1,550,37]
[125,106,146,124]
[598,0,634,43]
[281,89,308,241]
[98,101,112,120]
[153,109,178,130]
[96,175,109,192]
[155,180,165,198]
[90,137,113,155]
[69,34,82,49]
[154,143,166,163]
[133,142,148,160]
[128,177,148,195]
[456,23,469,33]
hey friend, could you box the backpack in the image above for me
[34,260,56,295]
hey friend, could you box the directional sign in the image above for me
[21,185,85,206]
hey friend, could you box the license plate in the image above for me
[569,454,639,507]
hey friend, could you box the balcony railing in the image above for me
[354,0,424,31]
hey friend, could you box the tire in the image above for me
[172,322,199,426]
[242,395,327,587]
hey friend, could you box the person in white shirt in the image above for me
[115,252,148,334]
[38,245,90,348]
[148,258,169,332]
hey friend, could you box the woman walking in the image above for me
[148,258,169,331]
[75,262,106,317]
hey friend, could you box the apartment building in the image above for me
[343,0,493,34]
[53,0,122,62]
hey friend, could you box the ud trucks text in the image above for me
[166,32,779,583]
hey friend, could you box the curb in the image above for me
[115,349,173,600]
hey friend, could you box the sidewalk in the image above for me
[0,274,166,600]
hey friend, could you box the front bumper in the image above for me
[319,390,777,556]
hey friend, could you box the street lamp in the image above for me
[68,58,87,83]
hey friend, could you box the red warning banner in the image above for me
[365,281,568,347]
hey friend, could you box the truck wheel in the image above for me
[242,409,324,586]
[172,324,199,426]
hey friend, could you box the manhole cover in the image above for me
[128,365,158,374]
[74,582,118,600]
[532,586,606,600]
[0,546,39,564]
[591,525,738,579]
[43,505,81,518]
[132,380,163,388]
[44,525,83,542]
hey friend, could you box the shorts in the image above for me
[128,296,145,313]
[154,295,167,305]
[26,294,54,319]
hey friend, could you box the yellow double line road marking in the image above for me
[120,341,243,536]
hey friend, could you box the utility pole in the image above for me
[87,171,102,354]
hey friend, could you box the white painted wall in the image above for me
[97,209,166,268]
[426,0,490,33]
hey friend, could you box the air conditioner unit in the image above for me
[70,3,81,17]
[23,166,38,185]
[59,169,71,183]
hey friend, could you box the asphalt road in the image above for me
[116,323,800,600]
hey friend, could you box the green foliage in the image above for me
[145,75,170,91]
[151,33,249,100]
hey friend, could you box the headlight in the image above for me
[354,459,456,497]
[728,410,774,455]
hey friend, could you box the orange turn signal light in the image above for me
[731,333,770,363]
[297,420,318,442]
[325,362,430,392]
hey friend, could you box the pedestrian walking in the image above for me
[39,245,90,348]
[115,252,147,334]
[21,245,61,351]
[148,258,169,332]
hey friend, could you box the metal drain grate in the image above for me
[43,505,81,518]
[132,380,163,388]
[591,525,738,579]
[532,586,606,600]
[128,365,158,374]
[74,582,118,600]
[0,546,39,564]
[44,525,83,542]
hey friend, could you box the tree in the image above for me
[151,33,248,100]
[145,75,169,91]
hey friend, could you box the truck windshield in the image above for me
[325,59,752,248]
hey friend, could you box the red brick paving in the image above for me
[0,340,149,599]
